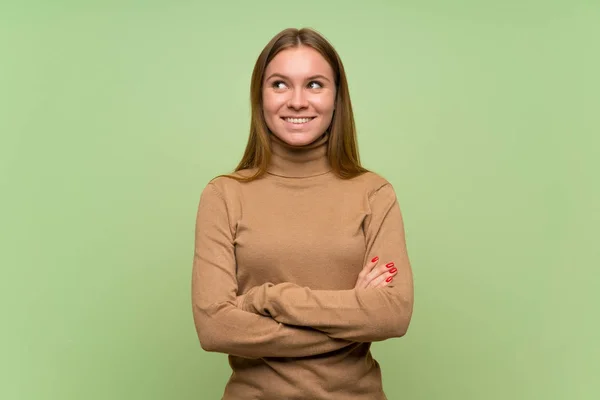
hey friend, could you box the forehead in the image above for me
[265,46,334,79]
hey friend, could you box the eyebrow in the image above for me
[265,73,332,83]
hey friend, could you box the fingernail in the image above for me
[386,262,394,268]
[371,256,379,263]
[386,276,393,282]
[389,267,397,274]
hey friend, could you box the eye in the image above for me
[308,81,323,89]
[271,80,288,90]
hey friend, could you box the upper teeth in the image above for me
[285,117,312,124]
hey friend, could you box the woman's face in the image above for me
[262,45,336,147]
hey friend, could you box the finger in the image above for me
[374,270,397,288]
[377,264,399,288]
[367,263,398,289]
[364,261,395,287]
[356,256,379,289]
[368,270,396,289]
[355,256,379,289]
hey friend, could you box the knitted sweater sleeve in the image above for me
[191,182,353,358]
[237,183,414,343]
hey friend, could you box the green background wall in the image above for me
[2,1,598,399]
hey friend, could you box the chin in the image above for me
[278,132,322,147]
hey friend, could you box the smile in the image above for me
[282,117,316,124]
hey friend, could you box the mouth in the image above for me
[281,116,316,125]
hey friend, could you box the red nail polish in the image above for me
[389,267,397,274]
[371,256,379,263]
[386,276,393,282]
[386,262,394,268]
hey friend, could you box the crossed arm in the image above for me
[235,183,414,343]
[191,182,414,359]
[191,183,353,359]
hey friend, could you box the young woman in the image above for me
[192,27,414,399]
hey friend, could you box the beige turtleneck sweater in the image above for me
[191,133,414,400]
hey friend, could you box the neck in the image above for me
[267,132,331,178]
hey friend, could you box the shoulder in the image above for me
[201,168,258,200]
[348,171,397,198]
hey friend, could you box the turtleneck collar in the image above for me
[267,132,331,178]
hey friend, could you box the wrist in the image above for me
[237,283,275,315]
[236,283,270,314]
[236,286,257,312]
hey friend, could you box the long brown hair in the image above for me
[221,27,368,182]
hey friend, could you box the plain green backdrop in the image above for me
[1,0,598,399]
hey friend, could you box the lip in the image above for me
[280,116,316,129]
[280,116,317,119]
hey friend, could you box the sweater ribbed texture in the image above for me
[192,132,413,400]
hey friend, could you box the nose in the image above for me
[287,88,308,110]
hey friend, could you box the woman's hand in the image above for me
[354,256,398,289]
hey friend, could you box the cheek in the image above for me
[262,94,281,132]
[263,94,285,118]
[311,92,336,114]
